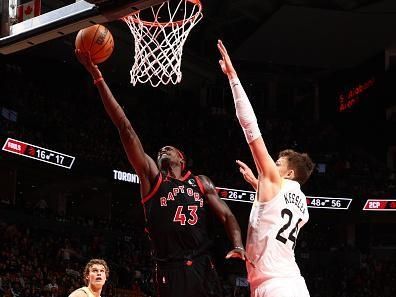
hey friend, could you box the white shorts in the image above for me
[251,276,310,297]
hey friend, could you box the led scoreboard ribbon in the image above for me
[2,138,75,169]
[2,139,356,210]
[306,196,352,210]
[363,199,396,211]
[216,187,256,203]
[216,187,352,210]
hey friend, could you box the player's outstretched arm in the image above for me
[75,50,158,193]
[217,40,280,191]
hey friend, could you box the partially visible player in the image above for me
[68,259,109,297]
[217,39,315,297]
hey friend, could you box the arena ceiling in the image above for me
[5,0,396,85]
[223,0,396,68]
[191,0,396,80]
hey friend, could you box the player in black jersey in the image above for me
[76,50,251,297]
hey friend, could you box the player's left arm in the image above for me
[197,175,254,265]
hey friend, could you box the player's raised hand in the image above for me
[75,49,101,79]
[236,160,258,190]
[217,39,237,79]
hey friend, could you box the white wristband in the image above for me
[243,125,261,144]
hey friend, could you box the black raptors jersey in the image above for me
[141,170,213,261]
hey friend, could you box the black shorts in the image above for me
[154,254,223,297]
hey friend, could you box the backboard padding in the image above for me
[0,0,166,54]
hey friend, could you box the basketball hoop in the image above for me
[122,0,202,87]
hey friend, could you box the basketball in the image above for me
[75,24,114,64]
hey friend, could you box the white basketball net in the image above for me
[122,0,203,87]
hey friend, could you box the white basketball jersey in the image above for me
[246,179,309,290]
[79,287,95,297]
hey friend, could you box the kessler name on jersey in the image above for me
[160,185,204,207]
[284,192,306,215]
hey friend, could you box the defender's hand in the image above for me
[217,39,237,80]
[236,160,258,189]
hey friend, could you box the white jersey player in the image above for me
[218,40,315,297]
[68,259,109,297]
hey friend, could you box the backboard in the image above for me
[0,0,166,54]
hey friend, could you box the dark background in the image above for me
[0,0,396,296]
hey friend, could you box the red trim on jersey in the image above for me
[141,173,163,204]
[180,170,192,181]
[194,176,205,195]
